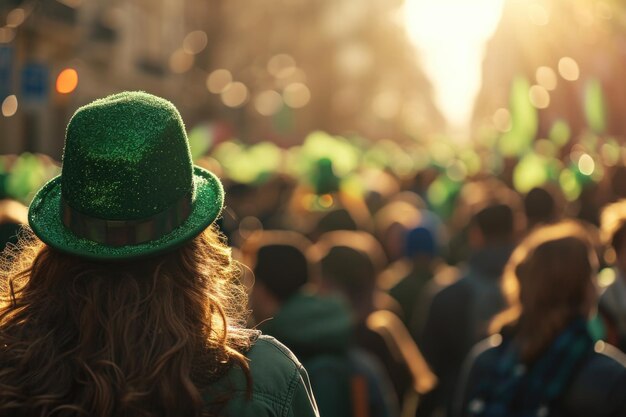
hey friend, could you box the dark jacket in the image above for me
[262,291,398,417]
[204,335,319,417]
[454,336,626,417]
[389,264,433,332]
[418,245,512,417]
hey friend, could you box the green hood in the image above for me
[260,291,352,359]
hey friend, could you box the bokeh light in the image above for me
[267,54,296,78]
[221,82,248,108]
[1,95,18,117]
[283,83,311,109]
[536,67,557,91]
[529,85,550,109]
[183,31,208,54]
[0,28,15,43]
[254,90,283,116]
[56,68,78,94]
[206,69,233,94]
[578,153,595,175]
[492,108,511,132]
[335,42,373,78]
[598,267,616,288]
[601,142,620,166]
[558,57,580,81]
[6,9,26,28]
[169,49,194,74]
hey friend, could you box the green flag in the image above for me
[584,79,607,134]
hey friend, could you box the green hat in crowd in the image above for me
[28,91,224,260]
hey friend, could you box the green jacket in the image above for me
[204,335,319,417]
[260,291,356,417]
[260,292,399,417]
[260,291,352,359]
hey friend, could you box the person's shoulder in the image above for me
[430,274,473,307]
[453,335,504,416]
[247,334,304,380]
[206,334,303,391]
[464,334,504,374]
[208,335,317,417]
[221,335,305,399]
[574,341,626,382]
[563,341,626,416]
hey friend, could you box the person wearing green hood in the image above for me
[244,230,399,417]
[0,92,319,417]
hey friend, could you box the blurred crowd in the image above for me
[2,139,626,416]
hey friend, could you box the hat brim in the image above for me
[28,166,224,261]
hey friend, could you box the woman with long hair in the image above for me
[454,221,626,417]
[0,92,319,417]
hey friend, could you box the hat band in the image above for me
[61,194,193,247]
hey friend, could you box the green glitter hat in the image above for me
[28,91,224,260]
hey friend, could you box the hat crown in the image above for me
[61,92,193,220]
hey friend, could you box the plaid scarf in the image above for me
[466,318,594,417]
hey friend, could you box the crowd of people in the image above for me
[0,92,625,416]
[227,173,626,417]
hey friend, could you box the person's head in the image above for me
[524,186,557,229]
[493,221,598,363]
[404,225,437,264]
[0,92,251,416]
[312,230,386,315]
[469,202,515,248]
[312,208,358,236]
[374,200,421,262]
[242,230,312,321]
[601,200,626,273]
[449,180,522,260]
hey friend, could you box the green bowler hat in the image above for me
[28,91,224,260]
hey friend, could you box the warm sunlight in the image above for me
[403,0,506,135]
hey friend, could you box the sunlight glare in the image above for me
[403,0,506,134]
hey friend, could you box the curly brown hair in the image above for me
[0,225,253,417]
